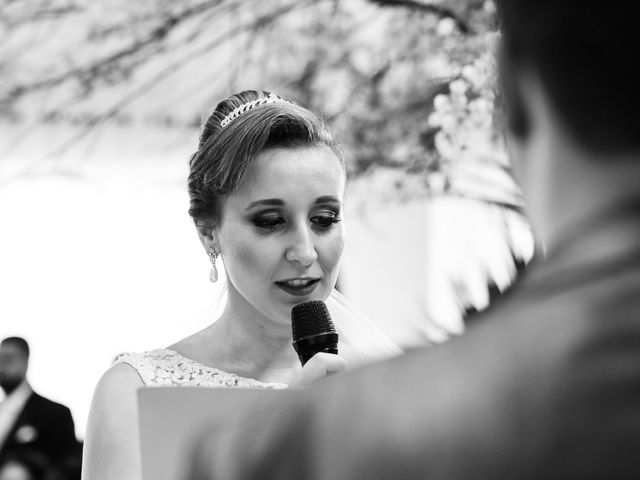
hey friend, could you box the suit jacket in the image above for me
[189,211,640,480]
[1,392,77,468]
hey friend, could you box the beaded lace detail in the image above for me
[114,348,287,389]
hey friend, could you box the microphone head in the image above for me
[291,300,336,341]
[291,300,338,365]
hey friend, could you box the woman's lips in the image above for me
[274,278,321,297]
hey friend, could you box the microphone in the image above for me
[291,300,339,366]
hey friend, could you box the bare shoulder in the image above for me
[89,362,145,416]
[82,363,145,480]
[98,362,145,392]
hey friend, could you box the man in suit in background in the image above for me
[0,337,80,478]
[188,0,640,478]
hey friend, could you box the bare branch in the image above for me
[367,0,473,34]
[41,0,315,159]
[2,4,82,28]
[3,0,228,104]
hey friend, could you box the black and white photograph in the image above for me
[1,0,638,478]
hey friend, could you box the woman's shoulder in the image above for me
[96,361,146,396]
[114,348,180,369]
[112,348,189,387]
[114,348,287,389]
[84,364,144,480]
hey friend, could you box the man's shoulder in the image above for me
[27,392,71,415]
[473,251,640,325]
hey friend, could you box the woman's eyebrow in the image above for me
[245,198,285,210]
[314,196,341,204]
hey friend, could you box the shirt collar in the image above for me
[1,380,32,405]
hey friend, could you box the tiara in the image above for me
[220,93,289,128]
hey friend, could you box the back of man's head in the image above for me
[496,0,640,154]
[1,336,30,358]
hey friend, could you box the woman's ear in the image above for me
[195,220,219,254]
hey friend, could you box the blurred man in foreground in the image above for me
[0,337,80,479]
[188,0,640,478]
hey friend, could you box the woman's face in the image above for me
[214,145,346,325]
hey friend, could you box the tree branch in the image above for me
[40,0,315,159]
[3,0,227,104]
[2,4,82,29]
[367,0,473,35]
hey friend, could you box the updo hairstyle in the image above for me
[188,90,343,226]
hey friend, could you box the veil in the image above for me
[324,289,403,367]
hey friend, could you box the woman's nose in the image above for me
[285,224,318,266]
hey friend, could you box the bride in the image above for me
[81,90,401,480]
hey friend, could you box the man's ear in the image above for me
[194,220,219,254]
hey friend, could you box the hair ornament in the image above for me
[220,92,289,128]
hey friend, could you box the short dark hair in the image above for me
[188,90,343,225]
[496,0,640,153]
[1,336,30,358]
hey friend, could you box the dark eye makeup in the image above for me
[249,207,341,232]
[310,210,342,228]
[251,211,286,230]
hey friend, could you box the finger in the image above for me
[304,353,346,377]
[290,354,346,388]
[312,353,347,374]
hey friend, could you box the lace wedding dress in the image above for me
[114,349,287,389]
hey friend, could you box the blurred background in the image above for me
[0,0,534,440]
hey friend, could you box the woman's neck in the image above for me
[216,305,297,367]
[182,288,301,383]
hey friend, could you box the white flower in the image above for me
[449,79,468,97]
[433,94,450,111]
[462,64,484,90]
[436,18,456,37]
[439,112,458,131]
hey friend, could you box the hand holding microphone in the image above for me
[289,300,346,388]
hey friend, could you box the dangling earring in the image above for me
[208,248,219,283]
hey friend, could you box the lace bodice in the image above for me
[114,348,288,389]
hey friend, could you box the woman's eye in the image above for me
[252,215,285,230]
[311,212,341,229]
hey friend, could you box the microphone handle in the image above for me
[293,332,339,366]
